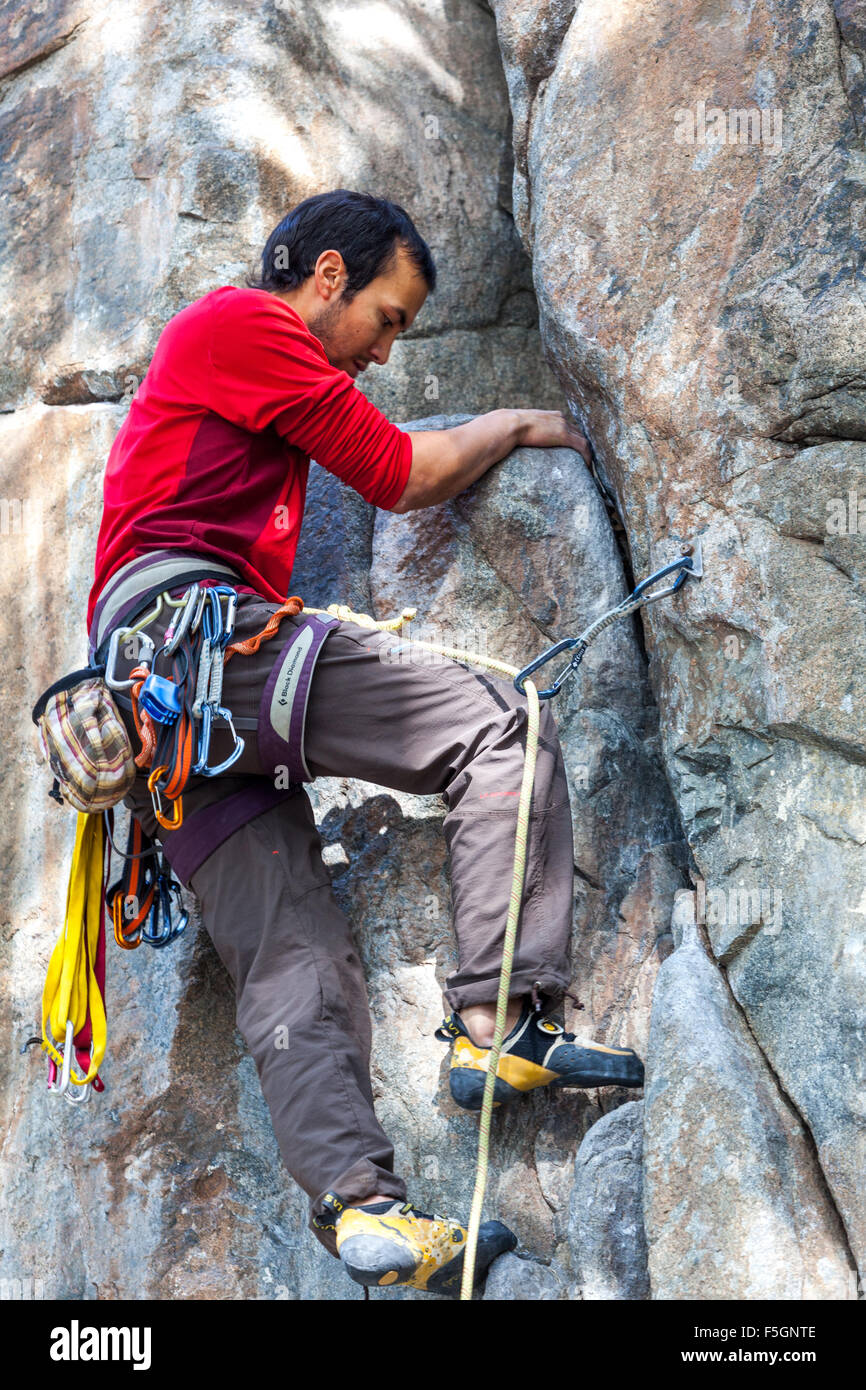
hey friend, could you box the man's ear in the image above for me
[315,249,346,300]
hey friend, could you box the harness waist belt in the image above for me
[89,550,245,664]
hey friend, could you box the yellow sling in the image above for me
[41,812,107,1087]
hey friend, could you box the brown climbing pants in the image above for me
[113,588,575,1257]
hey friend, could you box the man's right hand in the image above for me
[514,409,591,465]
[397,408,593,513]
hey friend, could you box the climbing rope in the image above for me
[301,540,702,1299]
[460,676,539,1300]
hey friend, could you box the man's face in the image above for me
[304,242,428,379]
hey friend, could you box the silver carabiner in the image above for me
[63,1046,94,1105]
[48,1019,75,1095]
[164,583,201,657]
[46,1021,92,1102]
[104,626,155,690]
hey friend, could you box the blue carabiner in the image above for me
[199,707,245,776]
[201,589,223,645]
[513,638,587,699]
[628,555,694,603]
[201,585,238,647]
[192,701,246,777]
[141,869,188,948]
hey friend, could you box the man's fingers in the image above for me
[557,412,591,462]
[568,429,591,465]
[515,409,592,461]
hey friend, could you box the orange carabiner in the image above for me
[112,892,141,950]
[147,765,184,829]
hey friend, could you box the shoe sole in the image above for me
[338,1234,417,1286]
[339,1221,517,1295]
[450,1056,645,1110]
[450,1069,522,1111]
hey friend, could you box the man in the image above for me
[87,189,644,1296]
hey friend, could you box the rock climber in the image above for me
[85,187,645,1297]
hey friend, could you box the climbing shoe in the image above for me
[318,1192,516,1295]
[436,1001,645,1110]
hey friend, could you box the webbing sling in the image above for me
[41,812,107,1092]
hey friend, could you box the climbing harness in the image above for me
[303,540,704,1299]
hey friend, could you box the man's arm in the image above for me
[391,409,591,514]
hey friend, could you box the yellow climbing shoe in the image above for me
[436,1000,645,1110]
[325,1195,516,1294]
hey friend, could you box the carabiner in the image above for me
[201,588,225,644]
[148,765,183,829]
[63,1044,95,1105]
[222,591,238,644]
[203,585,238,647]
[513,541,703,701]
[112,890,143,950]
[628,555,693,604]
[105,626,156,691]
[141,872,189,948]
[513,638,587,699]
[48,1019,75,1095]
[191,585,210,635]
[164,583,201,656]
[191,702,214,774]
[197,707,245,777]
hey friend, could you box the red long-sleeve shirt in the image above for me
[86,285,412,632]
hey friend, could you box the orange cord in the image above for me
[223,595,304,663]
[130,664,157,769]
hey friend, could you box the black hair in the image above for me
[245,189,436,302]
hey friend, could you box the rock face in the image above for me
[0,0,636,1304]
[484,1251,566,1300]
[569,1100,648,1301]
[1,0,861,1303]
[493,0,866,1292]
[0,0,563,423]
[644,893,854,1300]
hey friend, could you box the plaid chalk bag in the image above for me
[32,665,137,813]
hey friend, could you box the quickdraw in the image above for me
[190,586,244,777]
[512,541,703,699]
[104,809,188,951]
